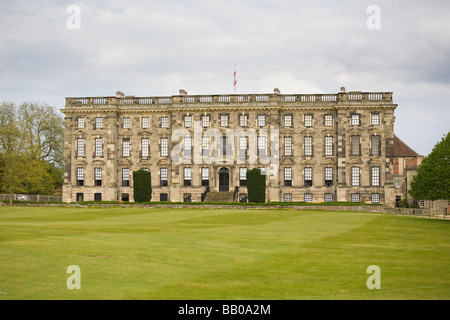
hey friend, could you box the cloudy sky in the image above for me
[1,0,449,155]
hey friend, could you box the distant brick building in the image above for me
[61,87,399,205]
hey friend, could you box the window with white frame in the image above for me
[284,136,292,156]
[76,167,84,186]
[141,117,149,129]
[202,115,210,127]
[201,167,209,186]
[324,136,333,156]
[324,193,333,202]
[160,138,168,157]
[123,117,130,129]
[351,113,360,126]
[239,114,248,127]
[95,117,103,129]
[284,115,292,127]
[284,167,292,186]
[77,138,85,157]
[304,193,313,203]
[371,166,380,186]
[202,137,210,156]
[184,115,192,128]
[161,116,169,128]
[220,114,228,127]
[324,114,333,127]
[239,167,247,186]
[141,138,149,157]
[351,193,360,202]
[94,138,102,157]
[304,136,313,156]
[371,113,380,125]
[77,117,85,129]
[122,168,130,186]
[184,167,191,186]
[304,114,313,127]
[160,168,168,186]
[304,167,312,186]
[258,136,266,157]
[351,167,360,186]
[239,136,247,157]
[371,193,380,203]
[351,135,361,156]
[371,135,381,155]
[122,138,130,157]
[325,167,333,186]
[184,137,192,157]
[257,114,266,127]
[94,167,102,186]
[284,193,292,202]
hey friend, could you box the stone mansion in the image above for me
[61,87,398,205]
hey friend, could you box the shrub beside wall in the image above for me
[246,168,266,203]
[133,170,152,203]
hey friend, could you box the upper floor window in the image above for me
[160,138,168,157]
[239,167,247,186]
[141,117,149,129]
[123,117,130,129]
[371,113,380,125]
[122,138,130,157]
[184,167,192,186]
[184,115,192,128]
[77,117,85,129]
[351,135,361,156]
[94,167,102,186]
[202,115,210,127]
[325,167,333,186]
[371,135,381,155]
[351,167,360,186]
[304,136,313,156]
[324,114,333,127]
[284,167,292,186]
[324,136,333,156]
[239,114,248,127]
[161,116,169,128]
[122,168,130,186]
[160,168,168,186]
[257,115,266,127]
[94,138,103,157]
[77,138,85,157]
[94,117,103,129]
[284,137,292,156]
[351,113,360,126]
[257,136,266,157]
[76,167,84,186]
[304,114,313,127]
[220,114,229,127]
[141,138,149,157]
[304,167,312,187]
[284,115,292,127]
[202,167,210,186]
[371,166,380,186]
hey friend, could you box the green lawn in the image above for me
[0,206,449,300]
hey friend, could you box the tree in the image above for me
[246,168,266,203]
[133,170,152,203]
[410,132,450,201]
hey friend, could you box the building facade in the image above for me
[61,87,397,205]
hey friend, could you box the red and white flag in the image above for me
[233,66,237,92]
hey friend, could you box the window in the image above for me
[94,167,102,186]
[324,193,333,202]
[160,138,168,157]
[284,193,292,202]
[325,167,333,186]
[351,193,360,202]
[184,137,192,157]
[324,114,333,127]
[95,117,103,129]
[77,117,85,129]
[239,136,247,157]
[221,136,228,156]
[239,167,247,186]
[371,193,380,203]
[77,138,85,157]
[284,137,292,156]
[76,167,84,186]
[184,115,192,128]
[141,138,149,157]
[94,138,102,157]
[160,168,168,186]
[201,168,209,186]
[351,113,360,126]
[161,116,169,128]
[141,117,149,129]
[202,115,210,127]
[304,193,313,203]
[351,167,360,186]
[304,114,313,127]
[123,117,130,129]
[304,167,312,187]
[419,199,425,207]
[396,179,401,188]
[239,114,248,127]
[284,167,292,186]
[304,136,313,156]
[284,115,292,127]
[183,193,192,202]
[371,166,380,186]
[122,168,130,186]
[258,136,266,157]
[324,136,333,156]
[371,135,381,155]
[121,193,129,202]
[184,167,191,186]
[76,193,84,202]
[160,193,168,201]
[122,138,130,157]
[351,135,361,156]
[202,137,210,157]
[94,193,102,201]
[371,113,380,125]
[257,114,266,127]
[220,114,228,127]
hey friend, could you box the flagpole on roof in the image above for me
[233,64,237,93]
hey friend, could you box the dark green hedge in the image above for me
[133,170,152,203]
[246,168,266,203]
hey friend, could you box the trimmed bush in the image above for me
[246,168,266,203]
[133,170,152,203]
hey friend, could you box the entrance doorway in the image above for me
[219,168,229,192]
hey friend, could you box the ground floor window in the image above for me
[351,193,360,202]
[371,193,380,203]
[284,193,292,202]
[304,193,313,203]
[76,193,84,202]
[183,193,191,202]
[324,193,333,202]
[94,193,102,201]
[121,193,129,202]
[160,193,168,202]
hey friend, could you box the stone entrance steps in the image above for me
[203,190,235,203]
